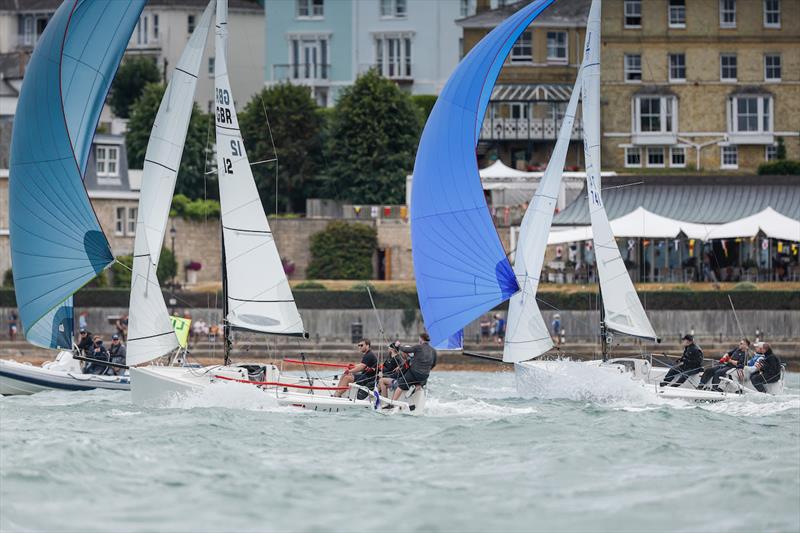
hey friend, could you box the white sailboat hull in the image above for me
[130,364,426,414]
[0,353,130,396]
[515,358,784,402]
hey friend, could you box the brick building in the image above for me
[461,0,800,173]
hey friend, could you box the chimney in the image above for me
[476,0,492,14]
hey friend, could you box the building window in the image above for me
[153,14,159,40]
[720,54,737,81]
[624,0,642,28]
[764,54,781,81]
[669,53,686,82]
[380,0,407,18]
[763,0,780,27]
[297,0,324,18]
[289,37,329,80]
[460,0,475,17]
[115,207,125,236]
[647,147,665,167]
[765,144,778,161]
[96,146,119,177]
[546,31,568,63]
[729,96,772,134]
[721,145,738,169]
[670,146,686,167]
[510,31,532,63]
[635,96,676,135]
[375,35,412,79]
[20,14,50,47]
[624,54,641,82]
[208,57,214,77]
[625,147,642,167]
[668,0,686,27]
[720,0,736,27]
[127,207,138,236]
[187,14,195,33]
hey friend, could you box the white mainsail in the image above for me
[214,0,305,337]
[502,71,584,363]
[581,0,658,341]
[127,1,214,366]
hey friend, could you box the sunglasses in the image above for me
[357,343,365,347]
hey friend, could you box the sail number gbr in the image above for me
[215,88,233,126]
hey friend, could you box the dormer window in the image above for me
[96,146,119,177]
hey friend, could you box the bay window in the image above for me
[375,34,412,79]
[727,95,772,138]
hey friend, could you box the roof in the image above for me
[553,175,800,225]
[458,0,590,28]
[0,0,261,11]
[491,83,573,102]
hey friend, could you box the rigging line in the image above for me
[602,181,644,191]
[256,85,280,216]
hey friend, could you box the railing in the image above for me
[272,63,331,83]
[480,117,582,141]
[357,63,413,82]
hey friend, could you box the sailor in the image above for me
[378,342,404,398]
[389,333,437,403]
[83,336,110,375]
[697,338,749,391]
[750,342,782,393]
[660,334,703,387]
[334,338,378,397]
[108,334,127,375]
[76,327,94,356]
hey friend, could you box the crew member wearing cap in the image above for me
[333,338,378,397]
[749,342,782,393]
[76,327,94,356]
[388,333,437,404]
[660,334,704,387]
[108,334,127,375]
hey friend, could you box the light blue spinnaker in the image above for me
[9,0,145,348]
[410,0,556,345]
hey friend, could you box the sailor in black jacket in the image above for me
[750,342,782,393]
[660,334,704,387]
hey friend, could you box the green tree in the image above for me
[307,221,377,279]
[776,137,787,160]
[126,83,215,199]
[109,57,161,118]
[157,247,178,285]
[238,84,324,213]
[3,268,13,288]
[410,94,437,124]
[322,70,421,204]
[109,248,177,289]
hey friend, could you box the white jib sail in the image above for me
[127,1,214,366]
[581,0,658,341]
[214,0,305,336]
[502,71,583,363]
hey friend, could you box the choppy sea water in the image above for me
[1,371,798,533]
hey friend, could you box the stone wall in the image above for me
[3,306,798,344]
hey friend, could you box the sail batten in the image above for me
[411,0,556,346]
[581,0,659,342]
[9,0,145,349]
[126,1,214,366]
[214,0,305,338]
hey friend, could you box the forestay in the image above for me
[581,0,658,341]
[411,0,556,345]
[214,0,305,337]
[127,1,214,365]
[503,71,584,363]
[9,0,145,348]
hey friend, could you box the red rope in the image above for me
[213,374,349,391]
[282,358,353,369]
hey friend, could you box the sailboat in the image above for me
[128,0,424,413]
[0,0,147,395]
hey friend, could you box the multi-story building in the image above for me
[0,0,264,113]
[603,0,800,172]
[264,0,475,107]
[459,0,588,171]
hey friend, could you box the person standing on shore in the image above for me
[7,310,18,341]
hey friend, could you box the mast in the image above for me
[599,287,609,362]
[221,227,231,366]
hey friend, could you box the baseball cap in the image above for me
[681,334,694,342]
[112,334,119,340]
[79,327,87,333]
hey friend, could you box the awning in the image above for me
[490,84,573,102]
[703,207,800,242]
[547,207,714,244]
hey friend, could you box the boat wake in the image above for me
[423,397,536,419]
[158,381,290,412]
[514,360,655,403]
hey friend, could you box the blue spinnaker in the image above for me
[434,329,464,352]
[9,0,145,348]
[410,0,555,345]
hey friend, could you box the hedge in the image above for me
[1,289,798,311]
